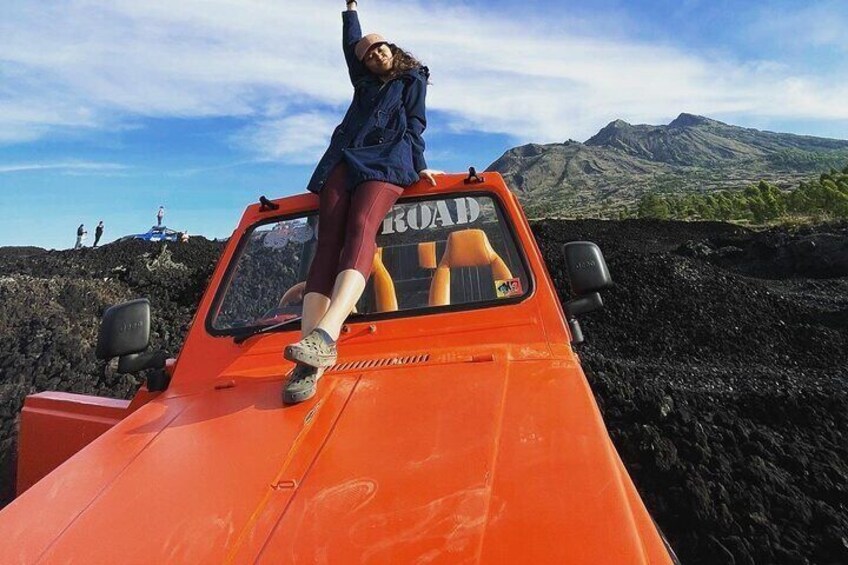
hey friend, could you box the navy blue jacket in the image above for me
[306,11,428,194]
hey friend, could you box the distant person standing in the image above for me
[157,206,165,227]
[94,221,104,247]
[75,224,87,249]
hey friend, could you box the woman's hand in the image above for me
[418,169,443,187]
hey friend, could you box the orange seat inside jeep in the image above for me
[428,229,513,306]
[370,247,397,312]
[417,241,438,270]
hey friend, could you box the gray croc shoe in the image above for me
[284,329,338,368]
[283,363,325,404]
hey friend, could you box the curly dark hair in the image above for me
[385,44,429,83]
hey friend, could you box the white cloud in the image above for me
[1,0,847,151]
[232,112,339,164]
[0,161,128,174]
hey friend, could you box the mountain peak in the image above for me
[585,119,636,147]
[669,113,720,128]
[606,118,633,130]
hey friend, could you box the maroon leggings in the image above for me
[304,162,404,297]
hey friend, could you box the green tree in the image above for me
[637,193,671,219]
[758,180,786,220]
[714,192,734,220]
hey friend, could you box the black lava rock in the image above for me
[1,221,846,564]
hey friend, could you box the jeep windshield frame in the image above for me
[205,191,536,338]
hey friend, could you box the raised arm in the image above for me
[343,1,366,86]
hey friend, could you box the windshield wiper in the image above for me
[233,317,301,345]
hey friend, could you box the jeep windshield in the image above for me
[208,193,531,335]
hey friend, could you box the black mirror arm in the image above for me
[568,319,585,345]
[117,350,168,373]
[564,293,603,346]
[114,350,171,392]
[564,292,603,318]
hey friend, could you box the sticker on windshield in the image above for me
[381,197,482,234]
[495,278,523,298]
[289,223,314,244]
[263,222,314,249]
[263,230,290,249]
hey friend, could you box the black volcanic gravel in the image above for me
[535,219,848,565]
[0,239,221,506]
[1,221,847,564]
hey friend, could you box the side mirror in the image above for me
[96,299,172,392]
[562,241,613,295]
[561,242,613,345]
[95,299,151,359]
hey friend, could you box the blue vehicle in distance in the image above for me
[119,226,185,243]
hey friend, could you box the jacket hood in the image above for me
[401,64,429,83]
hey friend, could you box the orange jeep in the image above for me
[1,170,677,563]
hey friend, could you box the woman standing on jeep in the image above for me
[282,0,437,404]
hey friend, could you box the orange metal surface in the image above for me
[16,392,131,497]
[1,173,672,563]
[16,386,165,497]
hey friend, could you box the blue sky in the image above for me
[2,0,847,249]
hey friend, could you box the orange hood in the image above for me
[0,353,669,564]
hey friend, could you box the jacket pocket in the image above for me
[376,97,403,127]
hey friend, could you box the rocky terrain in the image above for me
[1,220,847,564]
[488,113,848,218]
[537,219,848,564]
[0,239,222,506]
